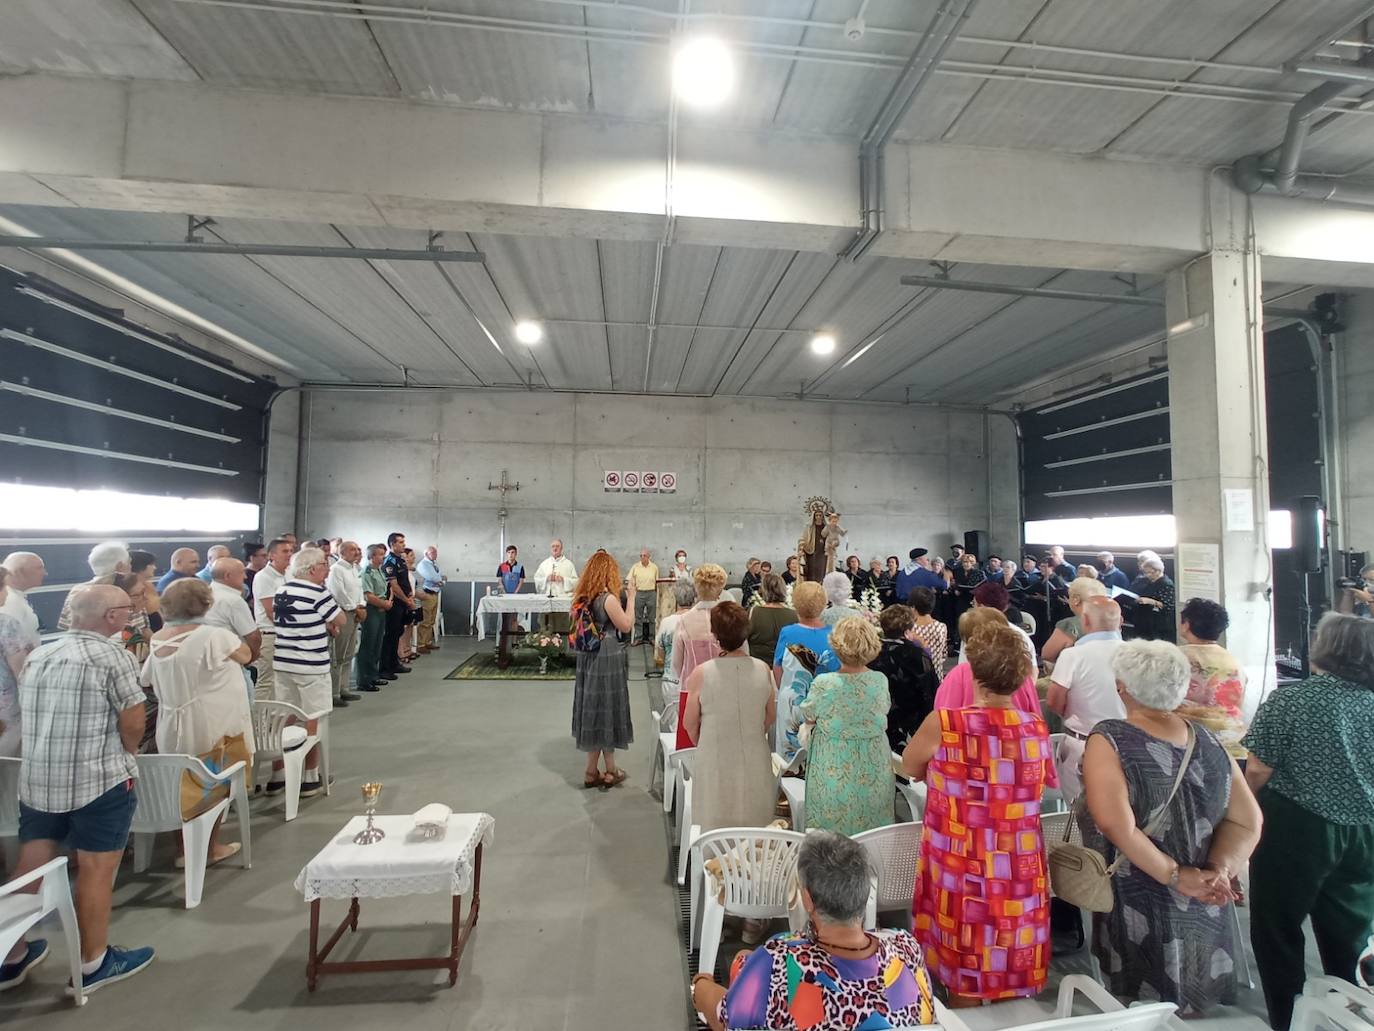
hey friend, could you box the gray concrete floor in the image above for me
[1,638,687,1031]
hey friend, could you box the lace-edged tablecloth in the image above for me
[294,812,495,902]
[474,595,570,640]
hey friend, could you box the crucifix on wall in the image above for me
[487,469,521,557]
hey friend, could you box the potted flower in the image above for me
[522,631,565,674]
[859,585,883,626]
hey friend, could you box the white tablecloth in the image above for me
[294,812,495,902]
[474,595,571,640]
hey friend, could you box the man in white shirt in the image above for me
[250,538,293,701]
[0,551,45,647]
[326,541,366,707]
[534,539,579,633]
[205,557,261,704]
[1045,596,1126,802]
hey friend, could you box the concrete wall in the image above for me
[1339,290,1374,559]
[295,389,1019,580]
[262,389,300,540]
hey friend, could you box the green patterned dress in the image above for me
[801,670,893,836]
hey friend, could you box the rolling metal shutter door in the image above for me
[1020,370,1172,522]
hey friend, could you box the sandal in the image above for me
[602,769,628,788]
[583,774,603,789]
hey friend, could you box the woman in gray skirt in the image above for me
[570,549,636,789]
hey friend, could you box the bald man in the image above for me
[197,545,231,584]
[1,551,45,645]
[205,558,262,665]
[1046,596,1126,801]
[156,548,200,593]
[1,584,154,994]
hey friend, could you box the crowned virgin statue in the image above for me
[796,496,842,584]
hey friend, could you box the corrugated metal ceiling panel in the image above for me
[0,0,197,80]
[0,204,385,380]
[133,0,402,95]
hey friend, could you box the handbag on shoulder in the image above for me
[1047,723,1196,913]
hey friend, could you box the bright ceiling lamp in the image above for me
[810,333,836,356]
[672,36,735,108]
[514,320,544,345]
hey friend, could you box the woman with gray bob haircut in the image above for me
[1244,614,1374,1031]
[1079,639,1261,1016]
[654,579,699,716]
[690,830,935,1031]
[819,571,857,627]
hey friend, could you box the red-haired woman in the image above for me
[570,549,637,789]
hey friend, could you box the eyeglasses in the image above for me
[105,605,135,616]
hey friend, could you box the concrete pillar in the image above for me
[1166,249,1276,696]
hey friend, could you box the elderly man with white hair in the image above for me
[1080,638,1260,1016]
[325,541,365,707]
[267,547,344,797]
[56,541,131,631]
[196,545,230,584]
[0,583,155,996]
[1045,596,1126,802]
[0,551,45,646]
[1095,551,1130,592]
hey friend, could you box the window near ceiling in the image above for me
[1025,511,1294,553]
[0,483,259,533]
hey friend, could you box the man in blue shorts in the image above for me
[0,583,154,997]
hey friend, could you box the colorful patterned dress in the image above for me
[716,929,936,1031]
[914,706,1051,1000]
[801,670,894,836]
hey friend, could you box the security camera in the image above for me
[844,16,865,41]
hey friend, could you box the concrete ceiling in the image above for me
[0,1,1367,403]
[2,203,1179,403]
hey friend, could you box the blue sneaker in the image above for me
[0,940,48,990]
[67,945,154,996]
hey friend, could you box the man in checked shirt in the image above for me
[0,584,155,998]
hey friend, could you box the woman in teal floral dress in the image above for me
[801,616,893,836]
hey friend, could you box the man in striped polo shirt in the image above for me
[269,546,344,797]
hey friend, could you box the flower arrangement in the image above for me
[522,631,565,673]
[858,586,884,626]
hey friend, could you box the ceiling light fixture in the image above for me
[672,36,735,108]
[810,333,836,356]
[514,320,544,345]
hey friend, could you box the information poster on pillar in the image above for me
[1177,541,1221,603]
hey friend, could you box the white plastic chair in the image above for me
[0,857,84,1006]
[892,752,928,823]
[854,822,921,931]
[433,586,445,638]
[1049,975,1177,1031]
[693,828,806,976]
[649,709,690,814]
[675,753,697,886]
[772,748,807,831]
[1295,976,1374,1031]
[251,700,322,822]
[0,756,19,870]
[129,754,251,909]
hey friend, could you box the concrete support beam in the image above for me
[1166,248,1276,697]
[5,73,1374,283]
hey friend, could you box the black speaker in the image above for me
[1293,495,1324,573]
[964,530,990,561]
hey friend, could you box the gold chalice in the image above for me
[353,781,386,845]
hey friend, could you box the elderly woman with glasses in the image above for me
[1245,614,1374,1031]
[690,830,936,1031]
[1081,639,1260,1016]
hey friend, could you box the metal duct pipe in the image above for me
[1290,59,1374,84]
[1273,80,1352,194]
[0,236,485,262]
[842,0,977,260]
[899,275,1162,307]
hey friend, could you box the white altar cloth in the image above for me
[474,594,571,640]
